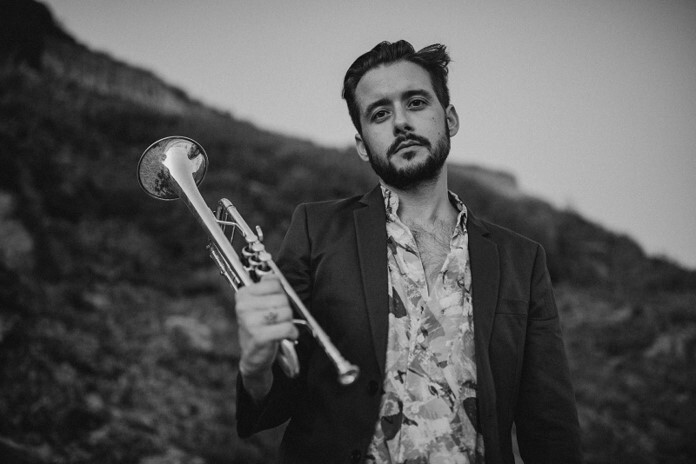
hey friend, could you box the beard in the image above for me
[365,127,451,190]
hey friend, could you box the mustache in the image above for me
[387,133,431,158]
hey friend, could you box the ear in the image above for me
[445,105,460,137]
[354,134,370,162]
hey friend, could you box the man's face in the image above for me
[353,60,459,190]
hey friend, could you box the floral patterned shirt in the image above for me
[366,186,484,464]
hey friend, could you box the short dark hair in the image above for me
[342,40,451,134]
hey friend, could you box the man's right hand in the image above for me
[234,275,299,401]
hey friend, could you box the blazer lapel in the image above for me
[467,211,502,460]
[468,212,499,358]
[354,185,390,375]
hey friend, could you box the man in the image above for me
[235,40,582,464]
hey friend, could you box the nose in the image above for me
[392,106,413,135]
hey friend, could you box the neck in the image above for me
[382,166,456,225]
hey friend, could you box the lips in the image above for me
[396,141,420,151]
[387,134,431,158]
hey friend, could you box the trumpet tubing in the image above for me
[137,136,359,386]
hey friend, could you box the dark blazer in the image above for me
[237,185,582,464]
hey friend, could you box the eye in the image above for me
[409,98,427,109]
[371,109,390,122]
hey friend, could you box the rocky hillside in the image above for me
[0,1,694,463]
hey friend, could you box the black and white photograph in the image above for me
[1,1,695,463]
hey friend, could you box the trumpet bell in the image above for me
[138,136,208,200]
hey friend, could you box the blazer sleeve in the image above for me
[515,244,582,463]
[236,204,313,437]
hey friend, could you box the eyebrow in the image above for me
[362,89,434,119]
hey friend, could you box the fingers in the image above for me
[234,276,299,378]
[246,321,299,346]
[246,274,284,295]
[235,286,295,336]
[237,293,290,314]
[248,306,300,342]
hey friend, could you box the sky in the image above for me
[43,0,696,269]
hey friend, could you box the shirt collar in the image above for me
[380,184,468,232]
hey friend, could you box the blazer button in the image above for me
[367,380,379,396]
[350,449,362,462]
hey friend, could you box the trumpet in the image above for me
[137,136,359,386]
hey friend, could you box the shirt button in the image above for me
[350,449,362,462]
[367,380,379,396]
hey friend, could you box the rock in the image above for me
[644,328,696,362]
[165,316,213,353]
[139,447,205,464]
[0,192,35,272]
